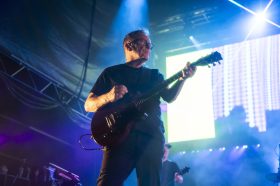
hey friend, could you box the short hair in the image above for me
[123,29,150,45]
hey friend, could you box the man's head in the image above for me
[123,29,152,63]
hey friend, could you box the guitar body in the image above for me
[91,100,141,146]
[90,51,222,147]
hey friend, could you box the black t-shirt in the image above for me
[161,160,181,186]
[91,63,165,136]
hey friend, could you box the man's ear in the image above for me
[125,42,135,51]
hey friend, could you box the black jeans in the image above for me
[97,130,164,186]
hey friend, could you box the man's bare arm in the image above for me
[161,62,196,103]
[84,85,128,112]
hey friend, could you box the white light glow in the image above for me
[166,49,216,143]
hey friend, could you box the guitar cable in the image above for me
[78,134,104,151]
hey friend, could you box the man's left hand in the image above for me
[180,62,197,80]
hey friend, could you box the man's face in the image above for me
[128,34,152,61]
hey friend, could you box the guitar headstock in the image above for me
[180,166,190,175]
[191,51,223,68]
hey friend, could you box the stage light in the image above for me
[209,148,213,152]
[124,0,148,28]
[179,151,186,155]
[248,11,268,32]
[255,12,266,21]
[252,11,268,27]
[228,0,280,40]
[108,0,148,40]
[242,145,248,149]
[189,35,202,50]
[229,146,245,160]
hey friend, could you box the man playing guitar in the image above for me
[84,29,196,186]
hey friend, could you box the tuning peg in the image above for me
[218,61,221,64]
[213,63,216,66]
[208,65,211,68]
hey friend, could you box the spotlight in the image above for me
[209,148,213,152]
[228,0,280,41]
[235,146,240,149]
[255,12,267,22]
[249,11,268,32]
[242,145,248,149]
[188,35,202,50]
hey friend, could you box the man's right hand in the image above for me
[107,85,128,102]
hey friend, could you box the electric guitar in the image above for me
[91,51,223,146]
[165,165,190,186]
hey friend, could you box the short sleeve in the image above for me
[90,69,111,96]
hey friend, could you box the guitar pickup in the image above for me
[105,114,116,129]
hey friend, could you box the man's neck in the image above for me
[126,58,146,68]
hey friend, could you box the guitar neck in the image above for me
[134,68,185,107]
[179,166,190,175]
[139,62,198,100]
[161,70,184,89]
[133,51,222,107]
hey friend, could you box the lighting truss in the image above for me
[0,47,92,129]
